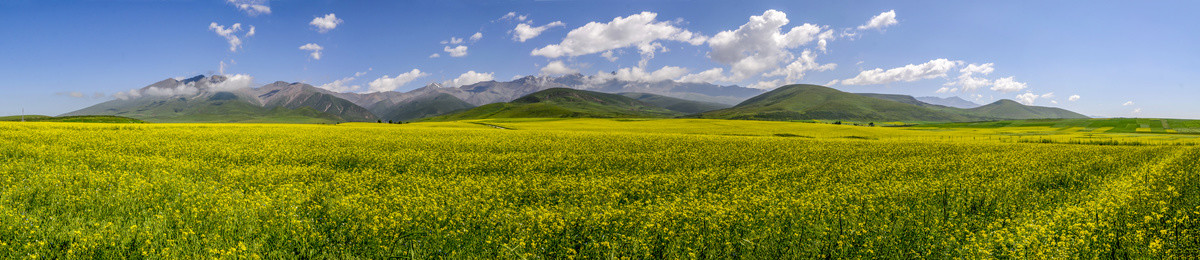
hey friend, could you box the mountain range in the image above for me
[63,75,1087,124]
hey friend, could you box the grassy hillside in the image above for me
[0,115,145,123]
[379,93,475,122]
[963,99,1089,119]
[697,84,977,122]
[618,92,731,114]
[425,88,680,121]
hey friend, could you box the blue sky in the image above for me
[1,0,1197,118]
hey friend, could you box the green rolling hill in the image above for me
[424,88,681,121]
[697,84,978,122]
[962,99,1088,119]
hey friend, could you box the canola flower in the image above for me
[0,119,1195,258]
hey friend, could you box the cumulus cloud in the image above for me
[142,85,200,97]
[1069,95,1081,102]
[764,49,836,83]
[540,61,578,75]
[990,76,1028,93]
[317,69,372,93]
[299,43,323,60]
[500,12,528,22]
[678,68,730,83]
[707,10,826,80]
[1132,108,1142,114]
[512,21,565,42]
[1123,101,1135,106]
[441,37,464,45]
[310,13,343,33]
[945,63,994,91]
[245,26,256,37]
[228,0,270,16]
[429,53,440,58]
[531,12,706,59]
[209,22,248,52]
[210,74,255,91]
[444,71,496,87]
[368,69,428,93]
[858,10,897,30]
[588,66,688,83]
[470,32,483,42]
[840,59,960,85]
[749,79,785,90]
[1015,92,1039,105]
[443,45,468,57]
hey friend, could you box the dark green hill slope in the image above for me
[425,88,680,121]
[697,84,977,122]
[618,92,731,114]
[964,99,1089,119]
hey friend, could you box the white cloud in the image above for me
[540,61,578,75]
[531,12,706,59]
[826,79,840,86]
[858,10,897,30]
[299,43,323,60]
[1015,92,1038,105]
[764,49,836,83]
[1068,95,1080,102]
[470,32,483,42]
[210,74,255,91]
[935,87,955,93]
[1132,108,1142,114]
[589,66,688,83]
[707,10,825,80]
[429,53,440,58]
[318,69,371,93]
[245,26,255,37]
[228,0,270,16]
[368,69,428,93]
[945,63,994,91]
[990,76,1028,93]
[143,85,199,97]
[442,37,464,45]
[841,59,960,85]
[209,22,246,52]
[1040,92,1055,99]
[678,68,729,83]
[1123,101,1135,106]
[444,71,496,87]
[500,12,528,22]
[749,79,785,90]
[443,45,468,57]
[310,13,343,33]
[600,50,619,62]
[512,21,565,42]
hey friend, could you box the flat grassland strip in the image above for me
[0,120,1195,258]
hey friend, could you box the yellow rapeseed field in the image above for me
[0,119,1196,258]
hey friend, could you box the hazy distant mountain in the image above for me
[425,88,680,121]
[618,93,732,114]
[377,92,475,122]
[256,81,377,122]
[335,74,763,109]
[64,75,374,123]
[698,84,1088,122]
[916,96,980,108]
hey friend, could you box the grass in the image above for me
[0,119,1196,258]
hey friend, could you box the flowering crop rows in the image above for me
[0,120,1196,258]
